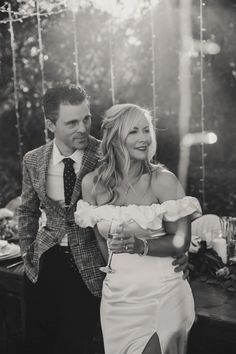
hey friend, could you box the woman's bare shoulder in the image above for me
[150,163,173,180]
[82,168,99,186]
[82,168,109,204]
[150,164,184,201]
[81,169,99,203]
[151,166,177,184]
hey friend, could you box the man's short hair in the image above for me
[42,85,89,123]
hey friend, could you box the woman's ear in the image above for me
[46,119,56,133]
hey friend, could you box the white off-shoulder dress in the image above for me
[75,197,202,354]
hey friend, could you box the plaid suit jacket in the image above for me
[17,136,105,297]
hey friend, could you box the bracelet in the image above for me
[139,238,149,256]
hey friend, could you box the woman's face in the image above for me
[124,115,152,161]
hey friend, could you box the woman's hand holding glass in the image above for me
[99,219,123,273]
[109,220,148,255]
[109,234,141,254]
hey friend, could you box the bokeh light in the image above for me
[181,132,218,147]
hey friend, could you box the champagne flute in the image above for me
[100,219,122,274]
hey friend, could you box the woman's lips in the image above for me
[135,146,148,151]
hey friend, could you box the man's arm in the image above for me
[172,253,189,279]
[17,155,41,257]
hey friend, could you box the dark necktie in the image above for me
[63,158,76,208]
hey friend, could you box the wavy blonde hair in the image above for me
[94,103,157,203]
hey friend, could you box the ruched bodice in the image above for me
[75,196,201,235]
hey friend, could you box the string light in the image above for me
[0,5,66,24]
[149,0,157,122]
[67,0,80,85]
[108,1,117,105]
[1,1,67,156]
[199,0,207,210]
[72,10,80,86]
[7,3,23,162]
[147,0,158,164]
[177,0,192,191]
[35,0,49,143]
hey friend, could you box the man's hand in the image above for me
[172,253,189,280]
[0,208,14,220]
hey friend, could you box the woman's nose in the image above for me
[137,131,147,141]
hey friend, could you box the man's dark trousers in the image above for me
[23,245,101,354]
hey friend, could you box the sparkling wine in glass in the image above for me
[100,219,122,274]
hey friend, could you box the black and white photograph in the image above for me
[0,1,236,354]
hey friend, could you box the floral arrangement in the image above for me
[189,241,236,292]
[0,208,19,241]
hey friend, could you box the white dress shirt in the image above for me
[46,139,84,245]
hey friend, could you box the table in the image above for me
[1,265,236,354]
[0,262,23,294]
[0,261,24,354]
[188,280,236,354]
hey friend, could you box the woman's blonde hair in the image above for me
[94,103,157,203]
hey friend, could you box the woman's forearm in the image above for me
[109,217,191,258]
[144,233,190,257]
[144,216,191,257]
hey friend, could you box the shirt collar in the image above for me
[52,139,83,166]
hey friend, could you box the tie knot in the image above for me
[63,157,75,167]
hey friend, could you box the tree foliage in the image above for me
[0,0,235,215]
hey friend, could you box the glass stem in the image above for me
[107,251,113,268]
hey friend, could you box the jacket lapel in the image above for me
[38,137,100,211]
[38,141,58,209]
[70,136,100,207]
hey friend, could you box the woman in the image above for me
[75,104,201,354]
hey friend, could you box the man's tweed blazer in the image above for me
[18,136,105,297]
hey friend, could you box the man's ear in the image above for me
[46,119,56,133]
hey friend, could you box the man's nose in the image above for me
[76,121,86,133]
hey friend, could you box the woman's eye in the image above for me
[129,130,137,134]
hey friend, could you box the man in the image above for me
[18,85,105,354]
[18,85,188,354]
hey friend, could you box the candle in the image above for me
[212,237,227,264]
